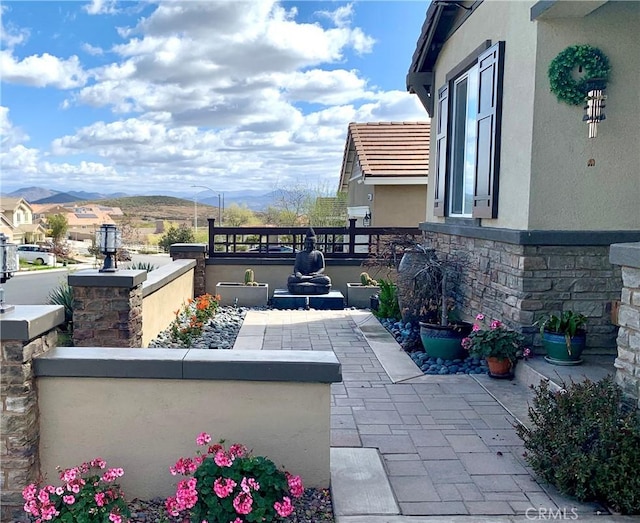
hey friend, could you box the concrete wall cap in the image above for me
[143,259,196,298]
[170,243,207,253]
[610,242,640,269]
[0,305,64,341]
[68,269,147,288]
[34,347,342,383]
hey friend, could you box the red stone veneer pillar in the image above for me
[170,243,207,298]
[69,270,147,348]
[0,305,64,521]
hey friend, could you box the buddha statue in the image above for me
[287,228,332,295]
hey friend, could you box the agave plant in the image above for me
[125,261,157,272]
[47,283,74,333]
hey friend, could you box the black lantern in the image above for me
[0,233,18,313]
[363,212,371,227]
[96,224,120,272]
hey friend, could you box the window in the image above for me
[433,41,504,219]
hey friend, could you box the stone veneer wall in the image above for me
[0,306,63,522]
[170,243,206,297]
[424,232,621,352]
[610,242,640,408]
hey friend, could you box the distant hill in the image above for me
[9,186,58,202]
[10,186,130,203]
[83,195,218,223]
[34,192,83,204]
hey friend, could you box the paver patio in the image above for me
[234,309,618,521]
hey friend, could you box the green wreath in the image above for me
[548,45,610,105]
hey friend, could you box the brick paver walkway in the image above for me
[237,309,603,518]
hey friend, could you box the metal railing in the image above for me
[207,218,421,259]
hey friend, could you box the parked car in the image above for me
[248,245,294,253]
[17,244,57,266]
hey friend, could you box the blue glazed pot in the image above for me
[542,330,586,366]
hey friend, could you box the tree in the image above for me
[48,214,69,243]
[158,224,195,252]
[264,182,347,226]
[223,203,256,227]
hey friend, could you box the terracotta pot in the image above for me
[486,356,512,377]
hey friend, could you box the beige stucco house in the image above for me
[0,197,47,244]
[338,122,430,227]
[406,0,640,352]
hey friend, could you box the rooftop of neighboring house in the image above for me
[339,121,430,191]
[0,197,30,213]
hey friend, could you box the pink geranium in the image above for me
[274,496,294,517]
[232,492,253,515]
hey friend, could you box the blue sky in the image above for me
[1,0,430,196]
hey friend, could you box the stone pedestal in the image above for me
[170,243,207,298]
[69,270,146,347]
[272,289,345,310]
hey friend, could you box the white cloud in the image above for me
[0,6,30,49]
[0,50,87,89]
[81,42,104,56]
[0,106,29,147]
[83,0,119,16]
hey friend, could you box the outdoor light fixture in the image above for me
[96,224,121,272]
[363,212,372,227]
[583,84,607,139]
[0,233,18,313]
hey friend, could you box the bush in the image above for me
[516,377,640,514]
[125,261,157,272]
[48,283,74,333]
[374,279,401,321]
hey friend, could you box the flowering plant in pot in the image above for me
[22,458,130,523]
[537,310,587,366]
[165,432,304,522]
[462,314,527,377]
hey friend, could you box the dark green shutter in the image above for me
[433,85,449,217]
[473,41,504,219]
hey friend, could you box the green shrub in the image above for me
[516,377,640,514]
[374,279,401,320]
[126,261,157,272]
[47,283,74,333]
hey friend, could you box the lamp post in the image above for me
[0,233,18,313]
[96,224,120,272]
[191,185,223,226]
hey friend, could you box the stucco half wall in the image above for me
[37,377,331,499]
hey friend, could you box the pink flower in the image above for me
[230,519,242,523]
[214,450,233,467]
[286,474,304,498]
[240,476,259,493]
[208,443,224,455]
[37,489,50,503]
[70,483,80,494]
[90,458,107,469]
[213,477,237,498]
[461,337,472,350]
[490,319,502,329]
[196,432,212,446]
[472,324,480,332]
[170,457,198,476]
[232,492,253,515]
[108,512,122,523]
[475,313,485,321]
[55,486,64,495]
[274,496,294,517]
[62,495,75,505]
[523,347,532,358]
[229,443,247,458]
[95,492,106,507]
[22,484,37,501]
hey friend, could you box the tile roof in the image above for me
[339,122,430,190]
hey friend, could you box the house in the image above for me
[338,122,430,227]
[32,203,119,241]
[0,197,47,244]
[406,0,640,352]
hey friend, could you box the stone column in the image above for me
[170,243,207,297]
[69,270,147,348]
[0,305,64,521]
[610,242,640,409]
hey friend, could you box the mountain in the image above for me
[33,192,83,204]
[8,187,58,202]
[200,190,281,211]
[7,186,132,203]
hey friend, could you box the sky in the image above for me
[0,0,430,197]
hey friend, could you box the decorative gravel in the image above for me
[148,306,252,349]
[377,317,489,375]
[128,488,334,522]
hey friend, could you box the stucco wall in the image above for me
[37,378,331,498]
[373,185,428,227]
[428,1,537,230]
[530,1,640,230]
[142,268,194,346]
[206,262,370,298]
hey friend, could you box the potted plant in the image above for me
[537,310,587,365]
[347,271,380,308]
[462,314,525,378]
[215,268,269,307]
[396,246,470,359]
